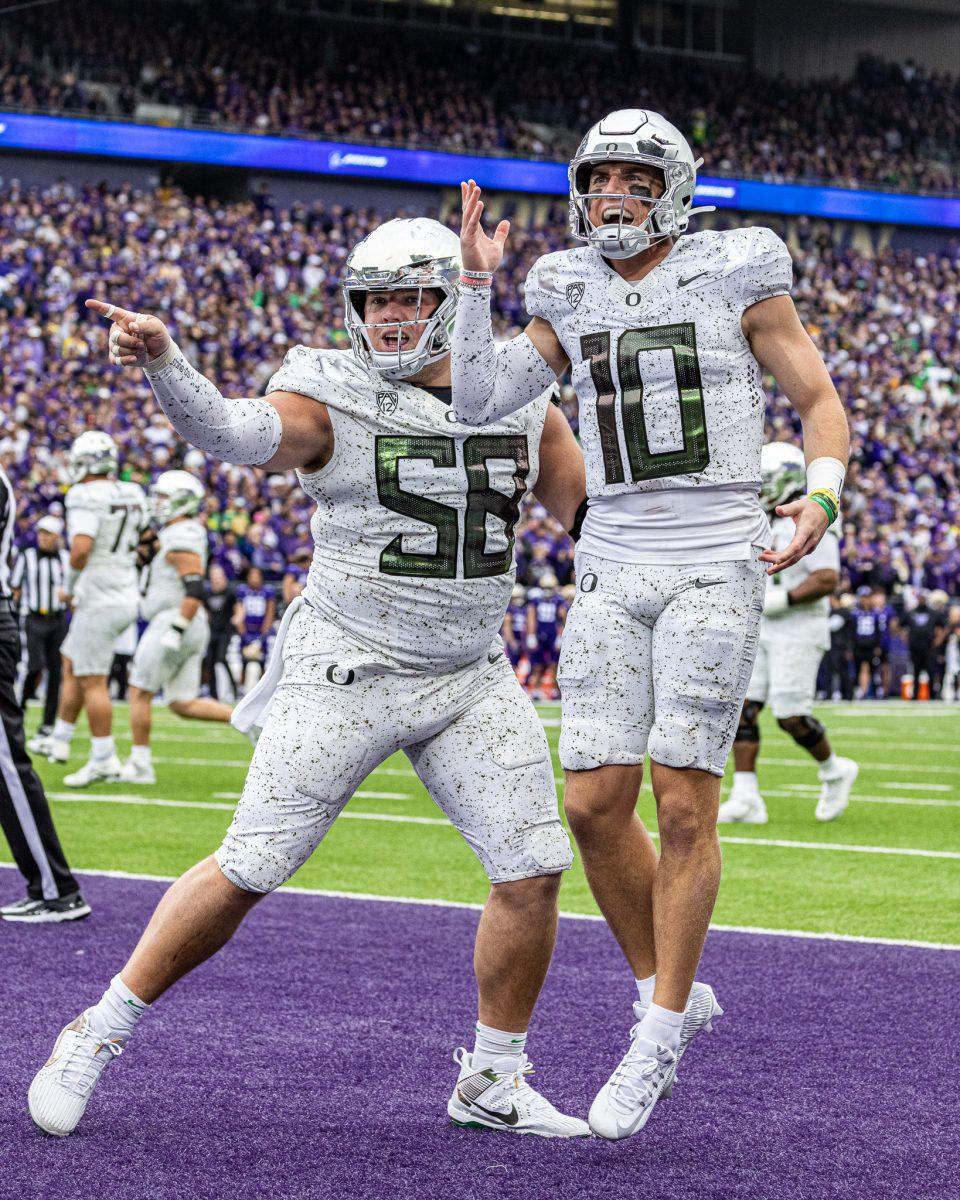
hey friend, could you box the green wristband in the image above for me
[810,495,837,525]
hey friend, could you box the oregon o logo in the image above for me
[325,664,355,686]
[580,572,598,593]
[626,292,642,306]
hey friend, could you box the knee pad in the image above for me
[490,820,573,883]
[734,701,763,744]
[777,714,825,749]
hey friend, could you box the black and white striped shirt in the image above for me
[0,467,15,600]
[11,545,69,615]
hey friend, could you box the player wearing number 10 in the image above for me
[452,109,850,1139]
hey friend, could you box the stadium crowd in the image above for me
[1,179,958,697]
[1,3,958,193]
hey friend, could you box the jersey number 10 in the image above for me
[581,322,710,485]
[375,433,529,579]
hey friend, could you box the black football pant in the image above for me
[204,630,237,700]
[20,611,67,729]
[0,609,79,901]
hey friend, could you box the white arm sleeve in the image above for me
[143,343,282,466]
[451,285,556,426]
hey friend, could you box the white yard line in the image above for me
[2,861,955,952]
[45,791,960,859]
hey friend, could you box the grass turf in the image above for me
[5,701,958,945]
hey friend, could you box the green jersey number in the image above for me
[580,322,710,485]
[375,433,529,579]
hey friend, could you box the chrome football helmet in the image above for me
[759,442,806,514]
[569,109,712,259]
[342,218,461,380]
[150,469,205,526]
[67,431,118,483]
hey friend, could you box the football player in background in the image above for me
[28,218,589,1141]
[718,443,858,825]
[233,566,275,692]
[120,471,237,785]
[40,433,148,787]
[451,109,849,1138]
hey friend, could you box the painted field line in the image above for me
[45,792,960,859]
[763,787,959,809]
[876,782,953,792]
[752,756,959,775]
[2,861,955,952]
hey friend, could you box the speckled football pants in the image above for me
[557,551,766,776]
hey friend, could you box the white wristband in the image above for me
[806,457,845,501]
[764,587,790,616]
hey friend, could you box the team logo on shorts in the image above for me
[377,390,399,415]
[565,282,585,310]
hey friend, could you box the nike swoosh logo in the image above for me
[678,271,712,288]
[461,1096,520,1126]
[694,577,725,588]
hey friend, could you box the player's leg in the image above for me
[406,660,586,1138]
[62,605,135,786]
[166,625,232,723]
[28,679,387,1136]
[48,653,82,762]
[719,636,768,823]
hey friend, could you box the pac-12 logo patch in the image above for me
[377,390,399,415]
[565,282,585,310]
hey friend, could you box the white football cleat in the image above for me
[588,1034,677,1140]
[816,757,859,821]
[27,733,53,755]
[717,791,768,824]
[448,1049,590,1139]
[119,759,156,785]
[46,739,70,764]
[28,1012,124,1137]
[63,755,121,788]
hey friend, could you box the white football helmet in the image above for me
[67,431,118,483]
[342,218,461,380]
[759,442,806,514]
[569,109,712,259]
[150,469,205,526]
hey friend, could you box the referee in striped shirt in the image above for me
[0,467,89,923]
[14,515,69,739]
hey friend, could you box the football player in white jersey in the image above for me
[450,110,850,1139]
[42,432,149,787]
[28,220,591,1141]
[719,443,858,825]
[120,471,236,786]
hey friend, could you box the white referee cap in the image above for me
[37,515,64,535]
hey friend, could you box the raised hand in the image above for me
[759,497,829,575]
[459,180,510,274]
[85,299,172,368]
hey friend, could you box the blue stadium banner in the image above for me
[2,111,958,229]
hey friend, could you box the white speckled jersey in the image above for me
[141,517,209,620]
[525,226,792,498]
[761,518,841,647]
[267,346,549,673]
[65,479,149,604]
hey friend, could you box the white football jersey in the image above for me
[525,226,792,562]
[267,346,550,672]
[65,479,149,603]
[142,517,209,621]
[760,517,841,647]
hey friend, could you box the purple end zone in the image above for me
[1,874,957,1200]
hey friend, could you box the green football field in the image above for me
[5,701,959,946]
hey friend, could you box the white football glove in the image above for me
[160,618,189,655]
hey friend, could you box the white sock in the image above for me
[52,719,75,743]
[86,974,150,1043]
[130,744,152,768]
[635,974,657,1007]
[819,753,840,778]
[637,1002,684,1053]
[733,771,759,795]
[91,736,115,761]
[471,1022,527,1072]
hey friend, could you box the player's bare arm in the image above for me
[532,403,587,535]
[451,182,568,426]
[780,567,840,607]
[68,533,93,572]
[85,300,334,474]
[742,294,849,575]
[166,549,204,624]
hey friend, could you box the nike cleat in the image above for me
[448,1048,589,1139]
[816,757,858,821]
[2,894,91,923]
[588,1035,677,1141]
[63,756,121,788]
[28,1012,123,1136]
[717,791,768,824]
[46,738,70,764]
[119,759,156,785]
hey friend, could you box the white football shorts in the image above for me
[216,604,571,893]
[557,551,766,777]
[61,596,139,677]
[746,635,827,718]
[129,609,209,703]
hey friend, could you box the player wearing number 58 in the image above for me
[451,109,849,1139]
